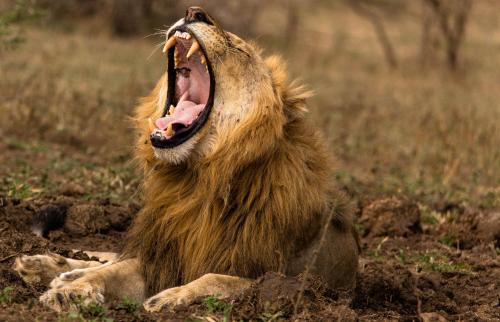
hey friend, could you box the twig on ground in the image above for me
[0,252,20,262]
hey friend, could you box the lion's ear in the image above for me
[265,55,313,119]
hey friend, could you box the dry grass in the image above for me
[0,2,499,207]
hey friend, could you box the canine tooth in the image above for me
[200,55,206,65]
[185,33,191,40]
[169,105,175,115]
[148,118,155,132]
[186,40,200,59]
[163,36,176,53]
[165,124,174,137]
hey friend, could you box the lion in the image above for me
[13,7,359,312]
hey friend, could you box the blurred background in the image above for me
[0,0,499,209]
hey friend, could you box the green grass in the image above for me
[0,286,14,304]
[201,295,232,321]
[416,253,473,274]
[0,141,139,204]
[117,297,140,313]
[439,234,458,247]
[396,249,408,264]
[58,295,113,322]
[6,180,33,200]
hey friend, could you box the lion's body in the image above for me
[125,57,358,296]
[15,8,359,312]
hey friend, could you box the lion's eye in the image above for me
[175,67,191,77]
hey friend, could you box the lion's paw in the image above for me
[143,286,195,312]
[39,279,104,312]
[13,253,69,285]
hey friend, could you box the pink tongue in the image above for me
[155,100,205,130]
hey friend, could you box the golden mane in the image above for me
[123,55,351,296]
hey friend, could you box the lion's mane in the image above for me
[123,56,351,296]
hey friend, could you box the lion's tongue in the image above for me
[155,100,205,130]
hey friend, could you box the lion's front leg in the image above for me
[13,253,104,286]
[143,273,252,312]
[40,259,145,312]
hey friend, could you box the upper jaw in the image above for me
[149,27,215,150]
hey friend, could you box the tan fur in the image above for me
[123,30,357,296]
[13,253,102,285]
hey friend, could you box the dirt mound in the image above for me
[449,210,500,248]
[359,196,422,237]
[229,272,357,321]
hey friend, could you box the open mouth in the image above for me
[149,29,215,149]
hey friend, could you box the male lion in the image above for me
[13,7,359,312]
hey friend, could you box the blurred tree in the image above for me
[347,0,398,69]
[423,0,473,70]
[36,0,101,18]
[111,0,151,36]
[284,0,299,48]
[420,0,436,67]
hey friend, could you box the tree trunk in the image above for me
[348,0,398,69]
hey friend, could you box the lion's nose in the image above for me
[185,7,211,25]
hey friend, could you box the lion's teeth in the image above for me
[163,36,176,53]
[174,31,191,40]
[165,124,174,137]
[169,105,175,115]
[148,118,155,132]
[200,55,206,65]
[186,40,200,59]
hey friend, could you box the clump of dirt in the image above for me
[359,196,422,237]
[440,209,500,249]
[230,272,357,321]
[64,201,136,236]
[353,260,419,317]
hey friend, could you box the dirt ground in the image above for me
[0,141,498,321]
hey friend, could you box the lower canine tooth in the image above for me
[169,105,175,115]
[165,124,174,137]
[186,40,200,59]
[200,55,206,65]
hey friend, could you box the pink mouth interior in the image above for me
[154,36,210,137]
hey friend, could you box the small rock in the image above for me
[420,312,447,322]
[59,183,85,196]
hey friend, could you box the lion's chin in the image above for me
[152,136,199,164]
